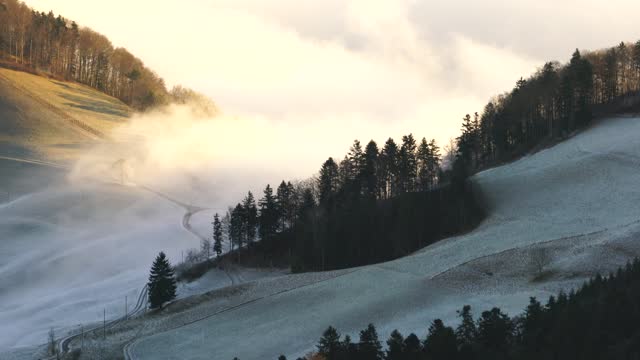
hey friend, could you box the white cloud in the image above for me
[29,0,640,200]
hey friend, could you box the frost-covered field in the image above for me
[126,116,640,360]
[3,116,640,360]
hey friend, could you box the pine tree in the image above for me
[477,307,513,357]
[456,305,477,352]
[230,203,245,254]
[399,134,418,193]
[358,324,383,360]
[147,251,177,309]
[318,157,340,206]
[417,137,431,191]
[403,334,422,360]
[423,319,458,360]
[362,140,379,199]
[243,192,258,244]
[276,181,292,232]
[213,213,223,257]
[385,330,405,360]
[427,139,441,187]
[317,326,342,359]
[380,138,400,198]
[259,184,278,241]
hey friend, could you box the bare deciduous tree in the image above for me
[530,247,550,278]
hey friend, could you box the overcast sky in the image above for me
[25,0,640,182]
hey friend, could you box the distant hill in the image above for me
[0,67,131,164]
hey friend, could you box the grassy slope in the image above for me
[0,67,131,164]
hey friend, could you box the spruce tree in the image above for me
[276,181,292,232]
[147,251,177,309]
[417,137,431,191]
[358,324,383,360]
[423,319,458,360]
[213,213,223,257]
[363,140,379,199]
[317,326,342,358]
[399,134,418,193]
[385,330,405,360]
[243,192,258,244]
[403,333,422,360]
[456,305,477,353]
[380,138,400,198]
[259,184,278,241]
[318,157,340,206]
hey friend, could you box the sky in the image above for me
[24,0,640,188]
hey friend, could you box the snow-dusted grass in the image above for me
[126,116,640,360]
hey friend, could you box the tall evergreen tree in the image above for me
[380,138,400,198]
[476,307,513,358]
[358,324,383,360]
[243,191,258,245]
[318,157,340,206]
[276,181,292,232]
[230,203,245,254]
[259,184,279,241]
[417,137,431,191]
[385,330,405,360]
[317,326,342,359]
[423,319,458,360]
[213,213,223,257]
[363,140,379,199]
[403,333,422,360]
[399,134,418,193]
[456,305,478,354]
[147,251,177,309]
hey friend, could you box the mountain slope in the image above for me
[123,116,640,360]
[0,67,130,164]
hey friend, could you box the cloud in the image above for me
[51,0,543,206]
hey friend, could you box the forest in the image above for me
[185,135,483,275]
[249,258,640,360]
[191,38,640,275]
[457,42,640,171]
[0,0,214,110]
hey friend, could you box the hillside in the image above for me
[115,116,640,360]
[0,67,130,164]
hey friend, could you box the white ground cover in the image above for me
[126,116,640,360]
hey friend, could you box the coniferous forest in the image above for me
[253,259,640,360]
[200,39,640,274]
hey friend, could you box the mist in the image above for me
[7,0,640,352]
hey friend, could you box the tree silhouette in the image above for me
[147,251,177,309]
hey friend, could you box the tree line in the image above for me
[454,41,640,173]
[247,258,640,360]
[200,135,482,272]
[0,0,215,111]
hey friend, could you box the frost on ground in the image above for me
[3,116,640,360]
[125,116,640,360]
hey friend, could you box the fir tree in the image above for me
[358,324,383,360]
[243,192,258,244]
[147,251,177,309]
[318,158,340,206]
[213,213,223,257]
[456,305,477,354]
[259,184,279,241]
[403,333,422,360]
[423,319,458,360]
[317,326,342,359]
[399,134,418,193]
[385,330,405,360]
[380,138,400,198]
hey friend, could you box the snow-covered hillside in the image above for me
[125,116,640,360]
